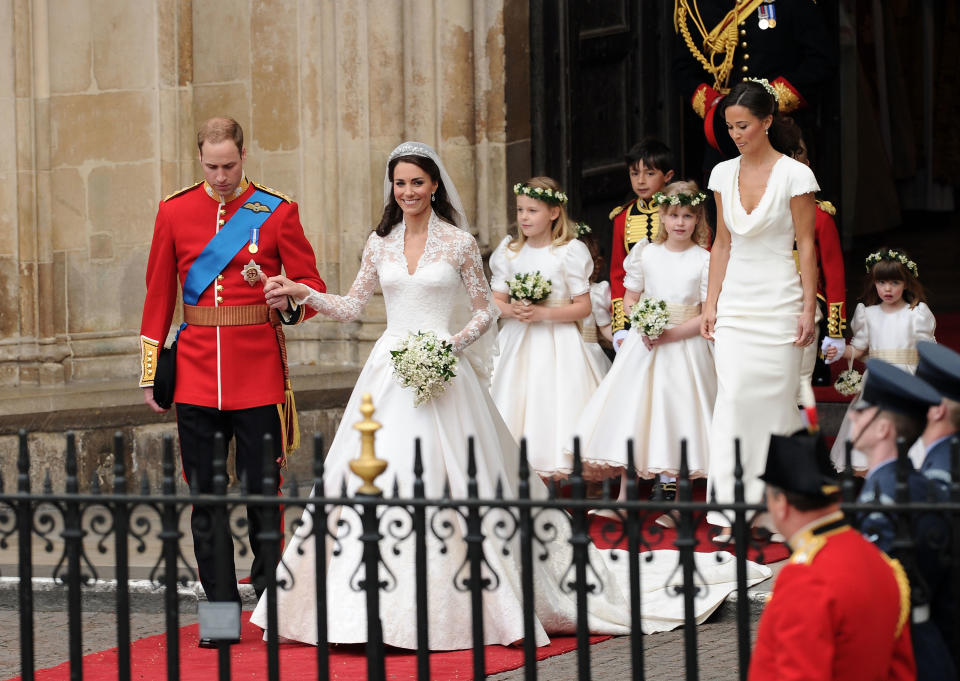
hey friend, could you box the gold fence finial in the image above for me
[349,393,387,495]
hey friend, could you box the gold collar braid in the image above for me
[674,0,766,93]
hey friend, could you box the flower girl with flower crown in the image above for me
[490,177,605,477]
[569,181,716,516]
[826,247,936,470]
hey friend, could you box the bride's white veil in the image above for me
[383,141,499,386]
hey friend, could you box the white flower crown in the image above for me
[513,182,568,206]
[651,191,707,207]
[864,249,919,278]
[574,221,592,237]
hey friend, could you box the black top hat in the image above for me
[852,359,941,419]
[917,341,960,403]
[760,430,839,497]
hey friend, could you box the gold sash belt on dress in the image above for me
[543,299,572,307]
[540,298,600,342]
[869,348,918,366]
[183,303,279,326]
[581,324,599,343]
[666,302,701,325]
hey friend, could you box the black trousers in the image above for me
[176,403,281,603]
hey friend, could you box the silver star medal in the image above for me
[242,259,263,287]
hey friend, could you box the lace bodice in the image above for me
[297,212,499,353]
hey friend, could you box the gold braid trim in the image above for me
[772,80,802,113]
[883,555,911,638]
[826,302,846,338]
[692,85,708,118]
[674,0,766,92]
[611,298,627,334]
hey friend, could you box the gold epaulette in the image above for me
[252,181,293,203]
[817,199,837,216]
[608,203,628,221]
[883,554,911,638]
[788,531,827,565]
[163,181,203,202]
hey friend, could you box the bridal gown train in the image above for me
[249,212,770,650]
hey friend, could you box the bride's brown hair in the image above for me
[376,154,458,236]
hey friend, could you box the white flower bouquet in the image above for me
[390,331,459,406]
[628,298,669,339]
[834,368,863,397]
[507,271,552,304]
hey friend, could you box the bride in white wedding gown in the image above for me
[250,141,769,650]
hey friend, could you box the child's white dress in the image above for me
[581,281,613,377]
[830,301,937,470]
[490,237,605,476]
[568,240,716,479]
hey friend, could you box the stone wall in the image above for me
[0,0,530,394]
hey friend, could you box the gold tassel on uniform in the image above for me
[271,311,299,465]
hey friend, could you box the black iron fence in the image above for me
[2,424,959,681]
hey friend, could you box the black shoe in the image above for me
[812,357,831,386]
[660,481,677,502]
[198,637,240,649]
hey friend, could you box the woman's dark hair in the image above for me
[861,249,928,308]
[722,80,792,155]
[376,154,458,236]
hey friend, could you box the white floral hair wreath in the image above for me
[651,190,707,207]
[574,221,592,237]
[864,248,919,278]
[746,77,779,103]
[513,182,568,206]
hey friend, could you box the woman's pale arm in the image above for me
[264,234,379,321]
[792,192,818,347]
[701,192,730,341]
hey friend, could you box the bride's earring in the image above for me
[431,192,436,203]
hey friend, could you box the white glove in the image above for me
[613,329,629,353]
[821,337,846,364]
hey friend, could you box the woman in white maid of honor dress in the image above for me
[701,80,821,539]
[250,142,770,651]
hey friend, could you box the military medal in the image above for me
[757,2,776,30]
[242,259,263,287]
[249,227,260,254]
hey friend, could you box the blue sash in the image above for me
[182,189,282,305]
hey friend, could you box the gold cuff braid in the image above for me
[139,336,159,386]
[826,302,846,338]
[611,298,627,333]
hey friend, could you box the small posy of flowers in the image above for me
[834,369,863,397]
[747,77,779,102]
[390,331,458,407]
[575,221,592,237]
[507,271,553,304]
[513,182,568,206]
[651,191,707,208]
[628,298,669,339]
[864,249,919,278]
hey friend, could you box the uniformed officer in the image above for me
[139,117,325,641]
[672,0,834,161]
[916,340,960,492]
[750,430,916,680]
[848,359,957,681]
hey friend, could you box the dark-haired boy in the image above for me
[609,138,675,350]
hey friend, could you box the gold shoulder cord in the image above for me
[674,0,738,92]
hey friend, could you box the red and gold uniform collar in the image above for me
[203,176,250,204]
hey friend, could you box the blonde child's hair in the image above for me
[652,180,712,248]
[509,176,576,252]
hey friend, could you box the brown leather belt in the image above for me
[183,304,279,326]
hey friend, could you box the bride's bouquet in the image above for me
[628,298,669,339]
[507,271,552,304]
[390,330,459,406]
[834,368,863,397]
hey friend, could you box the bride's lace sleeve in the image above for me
[298,233,380,321]
[449,234,500,353]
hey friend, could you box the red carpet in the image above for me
[5,620,607,681]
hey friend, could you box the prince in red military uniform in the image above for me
[139,118,325,624]
[750,431,915,680]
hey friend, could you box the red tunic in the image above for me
[608,198,660,333]
[814,201,846,338]
[750,518,915,681]
[139,179,325,410]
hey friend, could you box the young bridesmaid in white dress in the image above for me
[490,177,605,477]
[571,181,715,513]
[576,223,613,377]
[826,248,936,469]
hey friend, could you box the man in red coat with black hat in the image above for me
[139,117,324,640]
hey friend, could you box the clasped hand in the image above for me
[511,300,546,323]
[261,273,308,311]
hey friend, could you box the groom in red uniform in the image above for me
[749,431,915,680]
[138,117,324,625]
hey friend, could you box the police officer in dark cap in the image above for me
[848,358,956,681]
[750,429,916,680]
[916,340,960,493]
